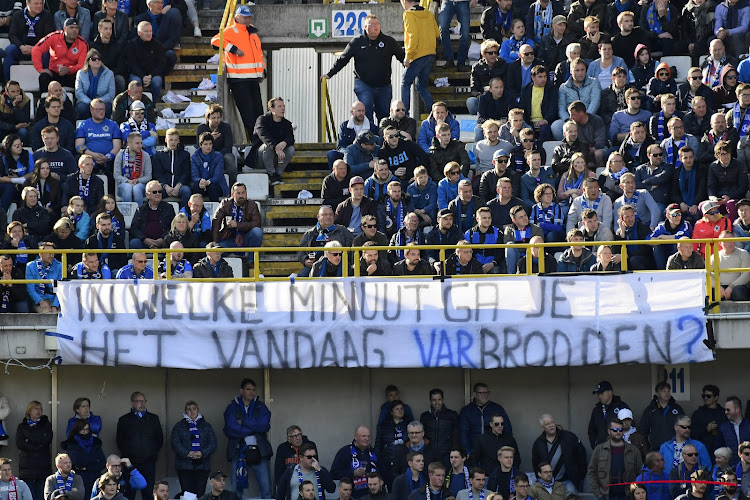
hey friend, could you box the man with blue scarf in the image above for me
[43,454,84,500]
[276,442,336,500]
[448,180,485,235]
[503,205,543,275]
[392,452,426,500]
[212,182,263,265]
[331,426,380,499]
[70,253,111,280]
[378,181,415,240]
[297,206,353,278]
[311,241,345,278]
[115,252,154,280]
[25,241,61,313]
[613,204,655,270]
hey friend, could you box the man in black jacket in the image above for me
[115,392,163,500]
[588,381,631,449]
[112,81,156,125]
[420,389,458,466]
[127,21,168,102]
[152,128,191,209]
[197,103,237,186]
[128,180,175,250]
[470,414,520,473]
[505,47,541,105]
[519,65,557,144]
[274,425,309,487]
[276,442,336,500]
[63,155,105,215]
[322,159,352,208]
[90,18,126,94]
[531,414,587,494]
[193,242,234,278]
[85,213,127,274]
[251,97,295,185]
[323,15,405,125]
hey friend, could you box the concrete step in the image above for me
[281,170,327,180]
[156,102,190,111]
[262,233,310,247]
[176,47,217,57]
[295,142,336,151]
[258,260,299,277]
[265,197,324,205]
[157,126,197,137]
[265,205,321,221]
[273,180,324,199]
[172,62,219,71]
[289,152,327,164]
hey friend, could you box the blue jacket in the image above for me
[337,119,379,151]
[586,57,627,80]
[418,113,460,153]
[647,220,692,240]
[25,258,62,307]
[170,416,217,471]
[344,142,380,173]
[717,418,750,466]
[658,438,711,470]
[120,120,157,156]
[75,67,116,108]
[191,150,229,196]
[330,442,379,498]
[559,77,602,119]
[223,395,272,461]
[115,264,154,280]
[61,434,106,498]
[180,207,212,242]
[72,211,91,242]
[438,176,468,210]
[520,168,556,209]
[635,467,670,500]
[714,0,750,38]
[90,466,146,498]
[153,146,192,189]
[407,178,439,221]
[458,401,513,453]
[66,414,103,436]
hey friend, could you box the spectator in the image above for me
[609,88,651,146]
[471,412,520,473]
[634,144,673,215]
[640,382,687,453]
[618,121,653,171]
[375,401,410,487]
[48,215,84,257]
[196,103,237,185]
[0,80,31,145]
[379,126,427,187]
[75,49,115,119]
[516,234,555,273]
[568,101,607,165]
[379,181,414,240]
[714,0,750,58]
[114,132,151,206]
[716,398,750,468]
[512,127,542,180]
[192,242,233,278]
[335,176,380,237]
[648,203,693,268]
[459,383,512,455]
[345,130,380,178]
[352,216,389,260]
[251,97,295,186]
[440,240,484,275]
[36,81,76,126]
[587,40,627,90]
[568,0,607,39]
[160,237,195,276]
[504,44,540,104]
[567,177,613,232]
[733,198,750,248]
[212,182,263,265]
[401,0,439,113]
[437,162,467,210]
[90,17,126,95]
[587,419,643,500]
[119,100,157,156]
[669,446,710,499]
[600,67,634,131]
[529,462,566,500]
[554,42,581,88]
[330,427,382,499]
[14,186,52,245]
[127,21,168,101]
[485,446,519,498]
[93,0,128,46]
[198,472,238,500]
[419,389,458,466]
[479,149,520,204]
[364,162,395,205]
[465,206,504,273]
[43,454,84,500]
[4,0,54,80]
[498,107,529,145]
[480,0,513,44]
[649,94,681,142]
[713,66,741,111]
[296,206,353,278]
[693,200,733,258]
[170,400,217,495]
[115,393,162,498]
[487,176,524,229]
[276,442,336,500]
[387,212,424,264]
[274,426,308,488]
[468,40,507,116]
[54,0,91,38]
[423,208,461,269]
[392,242,433,275]
[0,0,21,37]
[612,10,654,69]
[710,230,750,300]
[531,414,587,494]
[62,155,103,215]
[557,228,595,271]
[658,415,711,472]
[418,102,460,154]
[702,40,738,89]
[75,98,122,176]
[677,67,715,113]
[555,58,602,140]
[92,473,126,500]
[599,152,628,203]
[32,19,88,92]
[132,0,180,58]
[191,132,228,202]
[2,221,32,272]
[708,140,748,220]
[128,180,175,249]
[728,83,750,144]
[32,98,75,154]
[666,238,704,271]
[683,96,711,139]
[152,128,191,209]
[699,112,738,167]
[530,182,565,242]
[391,452,425,500]
[500,20,534,64]
[379,100,417,141]
[328,102,376,167]
[448,180,484,234]
[538,16,572,74]
[181,194,212,246]
[112,81,155,125]
[477,79,513,144]
[473,120,514,177]
[0,253,29,312]
[85,212,127,273]
[1,134,33,204]
[322,159,352,209]
[211,5,265,136]
[90,456,146,499]
[16,400,53,500]
[429,123,470,180]
[556,150,592,211]
[661,118,699,174]
[519,66,556,144]
[614,203,655,270]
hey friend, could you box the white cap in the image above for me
[617,408,633,420]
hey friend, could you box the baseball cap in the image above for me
[666,203,681,217]
[617,408,633,420]
[235,5,253,17]
[349,176,365,187]
[63,17,78,27]
[130,100,146,111]
[437,208,453,219]
[493,149,510,159]
[552,15,567,25]
[593,380,613,394]
[701,200,721,215]
[210,471,227,480]
[356,130,376,145]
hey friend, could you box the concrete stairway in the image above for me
[258,143,332,277]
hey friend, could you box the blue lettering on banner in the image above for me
[56,273,713,369]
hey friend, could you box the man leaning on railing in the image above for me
[709,231,750,301]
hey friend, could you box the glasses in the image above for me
[629,96,641,101]
[329,252,342,257]
[132,398,147,403]
[668,212,682,218]
[658,72,668,76]
[449,171,460,175]
[408,431,424,435]
[496,158,509,163]
[708,210,720,216]
[150,190,162,194]
[484,50,498,55]
[727,75,739,79]
[684,453,698,457]
[610,427,624,432]
[387,134,398,139]
[492,422,504,426]
[395,108,405,111]
[90,57,101,61]
[522,139,534,143]
[288,433,303,439]
[303,455,318,460]
[702,394,715,398]
[521,52,534,57]
[689,76,702,80]
[677,425,691,429]
[651,152,663,157]
[363,224,377,228]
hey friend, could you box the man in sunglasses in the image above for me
[467,40,507,116]
[128,180,175,250]
[609,88,651,146]
[658,415,712,472]
[668,445,710,499]
[699,113,739,167]
[587,419,643,500]
[690,385,726,453]
[379,100,417,142]
[276,442,336,500]
[479,149,520,204]
[676,67,715,113]
[634,144,672,216]
[693,200,733,258]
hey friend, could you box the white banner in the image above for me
[55,272,713,369]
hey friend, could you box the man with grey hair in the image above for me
[395,422,439,476]
[297,205,354,277]
[310,241,345,278]
[658,416,712,470]
[531,414,587,494]
[331,426,380,499]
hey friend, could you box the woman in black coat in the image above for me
[375,400,409,489]
[16,400,53,500]
[61,419,106,500]
[12,186,53,247]
[170,400,217,495]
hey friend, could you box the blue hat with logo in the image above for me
[492,149,510,159]
[235,5,253,17]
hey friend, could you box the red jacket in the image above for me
[693,215,732,258]
[32,31,88,74]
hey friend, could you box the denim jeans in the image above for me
[439,0,471,65]
[117,182,146,205]
[219,226,264,263]
[0,183,15,210]
[130,74,164,101]
[230,457,272,498]
[354,77,392,125]
[401,54,435,113]
[466,96,479,115]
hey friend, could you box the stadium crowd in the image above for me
[0,381,749,500]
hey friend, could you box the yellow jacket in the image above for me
[211,22,265,79]
[403,6,439,62]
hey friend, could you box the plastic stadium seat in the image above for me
[97,175,108,196]
[660,56,692,84]
[119,202,138,229]
[225,257,243,278]
[543,141,561,166]
[203,201,218,217]
[168,201,179,215]
[10,65,40,92]
[25,93,34,121]
[237,173,269,201]
[0,39,9,50]
[7,202,16,225]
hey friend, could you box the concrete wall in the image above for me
[1,351,749,495]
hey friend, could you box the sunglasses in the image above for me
[707,210,720,216]
[387,134,398,139]
[677,425,691,429]
[134,259,147,264]
[651,152,663,157]
[629,96,641,100]
[658,72,668,76]
[363,224,377,228]
[522,139,534,143]
[610,428,624,432]
[449,171,460,175]
[496,158,509,163]
[303,455,318,460]
[492,422,504,426]
[329,252,342,257]
[520,52,534,56]
[395,108,406,112]
[727,75,739,79]
[690,76,702,80]
[90,57,101,61]
[684,453,698,457]
[702,394,715,398]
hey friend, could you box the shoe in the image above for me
[457,63,469,72]
[442,60,455,69]
[270,174,284,185]
[173,43,181,50]
[193,26,202,37]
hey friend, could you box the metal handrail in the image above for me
[321,78,336,143]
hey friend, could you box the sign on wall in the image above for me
[56,272,712,370]
[309,18,328,38]
[331,10,370,38]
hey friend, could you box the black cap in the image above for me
[210,471,227,480]
[437,208,453,219]
[63,17,78,27]
[356,130,375,145]
[593,381,613,394]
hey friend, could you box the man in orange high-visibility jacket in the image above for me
[211,4,265,139]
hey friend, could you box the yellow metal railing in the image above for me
[217,0,240,76]
[321,78,336,143]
